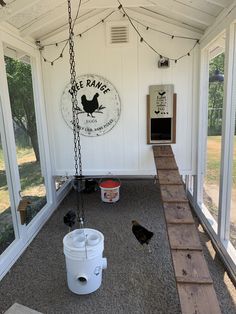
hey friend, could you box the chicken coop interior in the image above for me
[0,0,236,313]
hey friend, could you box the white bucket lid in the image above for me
[63,228,104,259]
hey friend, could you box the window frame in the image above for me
[0,29,56,280]
[194,23,236,282]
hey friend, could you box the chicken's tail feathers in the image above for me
[146,231,154,244]
[81,94,86,103]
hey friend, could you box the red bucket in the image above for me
[99,179,121,203]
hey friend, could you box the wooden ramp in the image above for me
[153,145,221,314]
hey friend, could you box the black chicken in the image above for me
[132,220,154,245]
[0,1,6,7]
[83,179,98,193]
[64,210,76,230]
[81,93,99,117]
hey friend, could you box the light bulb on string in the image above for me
[38,1,200,67]
[159,55,166,63]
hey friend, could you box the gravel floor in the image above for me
[0,180,235,314]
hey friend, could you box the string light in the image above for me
[39,1,200,66]
[0,0,6,7]
[116,0,199,63]
[123,12,199,41]
[40,10,116,65]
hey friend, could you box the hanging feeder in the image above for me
[63,0,107,295]
[63,229,107,294]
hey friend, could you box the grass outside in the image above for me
[205,135,236,248]
[0,147,46,213]
[206,136,236,186]
[0,147,47,253]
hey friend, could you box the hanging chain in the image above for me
[67,0,84,226]
[67,0,82,177]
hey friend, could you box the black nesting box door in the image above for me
[151,118,172,141]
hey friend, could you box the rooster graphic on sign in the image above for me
[73,92,106,118]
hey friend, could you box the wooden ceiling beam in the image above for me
[205,0,231,8]
[143,0,215,26]
[38,8,106,43]
[174,0,221,16]
[128,7,203,36]
[135,7,205,33]
[0,0,41,22]
[81,0,156,9]
[19,0,104,38]
[20,2,69,37]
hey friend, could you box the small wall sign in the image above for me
[149,84,174,118]
[147,84,176,144]
[61,74,121,136]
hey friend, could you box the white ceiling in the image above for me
[0,0,234,41]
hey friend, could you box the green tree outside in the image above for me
[208,53,224,135]
[5,56,40,161]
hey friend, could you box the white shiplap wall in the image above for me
[42,13,199,176]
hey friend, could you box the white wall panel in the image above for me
[42,15,198,176]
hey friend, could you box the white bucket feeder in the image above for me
[63,228,107,294]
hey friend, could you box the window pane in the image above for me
[203,49,225,226]
[0,133,15,254]
[230,133,236,249]
[5,55,47,225]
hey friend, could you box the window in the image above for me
[230,101,236,249]
[5,54,47,224]
[0,131,15,254]
[203,35,225,228]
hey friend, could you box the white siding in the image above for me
[42,14,199,176]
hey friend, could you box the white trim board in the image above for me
[0,181,71,281]
[4,303,42,314]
